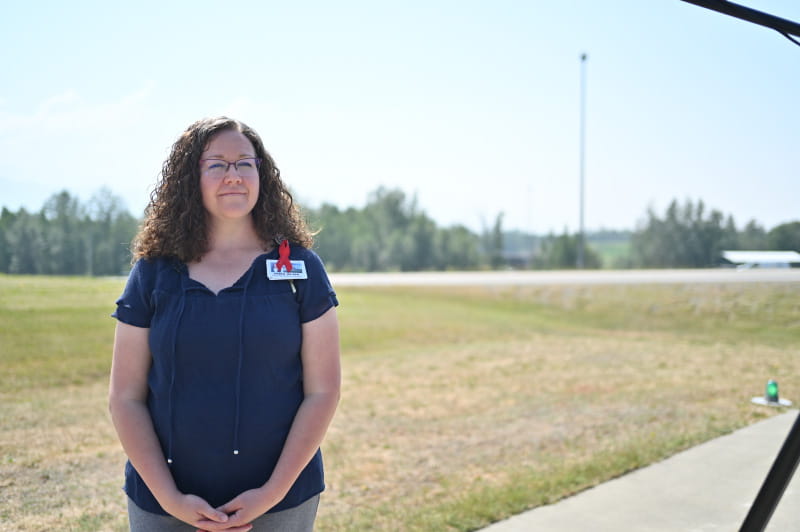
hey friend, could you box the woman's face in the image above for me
[198,129,260,224]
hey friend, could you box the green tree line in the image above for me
[306,187,492,271]
[0,187,501,275]
[1,190,798,275]
[526,200,799,269]
[628,199,800,268]
[0,189,138,275]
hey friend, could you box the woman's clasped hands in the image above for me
[162,484,284,532]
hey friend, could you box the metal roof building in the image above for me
[721,250,800,269]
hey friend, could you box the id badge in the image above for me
[266,259,308,280]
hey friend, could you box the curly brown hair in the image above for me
[132,116,313,263]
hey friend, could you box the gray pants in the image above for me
[127,495,319,532]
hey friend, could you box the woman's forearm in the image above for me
[109,396,180,506]
[248,308,342,509]
[260,390,340,501]
[260,307,342,500]
[110,397,235,529]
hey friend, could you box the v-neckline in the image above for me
[185,250,277,296]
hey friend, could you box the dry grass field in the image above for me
[1,275,798,531]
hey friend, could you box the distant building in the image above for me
[721,250,800,270]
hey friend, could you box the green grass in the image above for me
[340,283,800,349]
[0,275,122,392]
[1,274,798,531]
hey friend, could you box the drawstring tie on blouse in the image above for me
[232,265,257,456]
[166,272,188,465]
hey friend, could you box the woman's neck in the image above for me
[205,216,265,256]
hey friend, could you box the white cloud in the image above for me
[36,90,80,117]
[0,82,156,134]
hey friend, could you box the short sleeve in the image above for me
[295,248,339,323]
[112,258,156,328]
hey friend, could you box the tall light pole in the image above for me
[577,52,587,269]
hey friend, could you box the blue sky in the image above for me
[1,0,797,234]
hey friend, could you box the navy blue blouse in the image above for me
[112,244,338,515]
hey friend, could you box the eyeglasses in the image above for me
[199,158,262,179]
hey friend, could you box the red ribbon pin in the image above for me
[276,239,293,272]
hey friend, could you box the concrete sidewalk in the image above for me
[480,411,800,531]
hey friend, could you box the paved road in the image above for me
[330,268,800,287]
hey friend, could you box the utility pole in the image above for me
[577,52,587,269]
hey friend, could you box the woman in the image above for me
[109,117,340,532]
